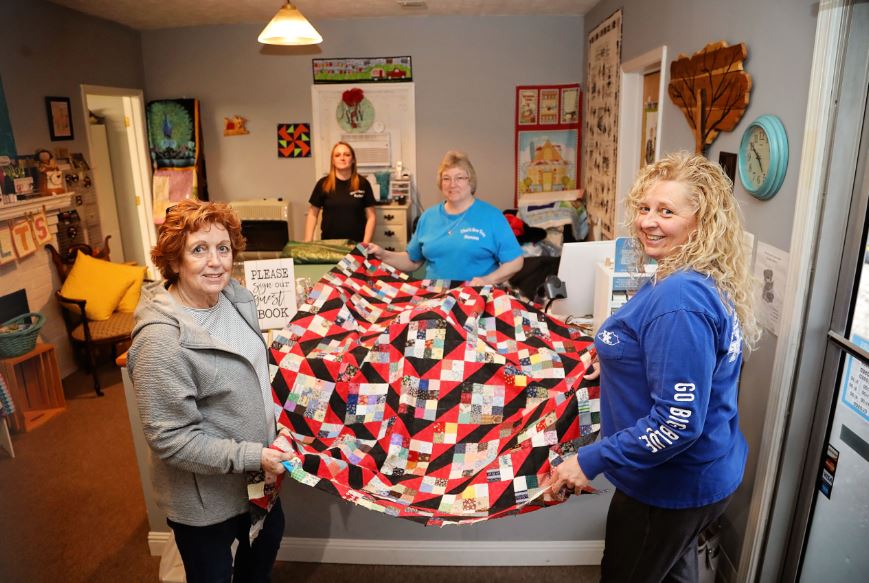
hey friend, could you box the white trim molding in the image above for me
[737,1,851,581]
[148,531,604,566]
[616,45,669,237]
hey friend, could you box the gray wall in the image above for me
[0,0,144,156]
[583,0,817,571]
[141,16,585,236]
[141,14,618,543]
[0,0,144,374]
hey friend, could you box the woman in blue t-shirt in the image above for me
[367,150,523,284]
[551,152,760,581]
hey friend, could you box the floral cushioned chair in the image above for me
[45,236,145,396]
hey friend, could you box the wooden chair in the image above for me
[44,236,135,396]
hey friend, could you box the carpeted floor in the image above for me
[0,362,600,582]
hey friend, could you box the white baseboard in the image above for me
[149,531,172,555]
[148,531,604,566]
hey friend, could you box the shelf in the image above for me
[0,192,74,222]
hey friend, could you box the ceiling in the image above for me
[48,0,599,31]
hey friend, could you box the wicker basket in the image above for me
[0,312,45,358]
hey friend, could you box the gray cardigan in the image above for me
[128,279,271,526]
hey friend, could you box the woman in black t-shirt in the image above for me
[303,141,376,243]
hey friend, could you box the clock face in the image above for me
[738,115,789,200]
[745,126,770,188]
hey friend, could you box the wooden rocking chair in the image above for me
[45,236,136,396]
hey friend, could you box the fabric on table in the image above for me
[248,246,601,533]
[281,239,356,264]
[0,372,14,416]
[519,201,589,241]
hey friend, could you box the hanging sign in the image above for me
[243,258,297,330]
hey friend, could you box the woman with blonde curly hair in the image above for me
[552,152,758,582]
[129,200,290,582]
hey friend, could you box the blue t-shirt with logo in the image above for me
[407,199,522,281]
[577,269,748,509]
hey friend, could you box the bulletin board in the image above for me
[311,83,416,180]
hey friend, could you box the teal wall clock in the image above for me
[737,114,789,200]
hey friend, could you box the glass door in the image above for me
[798,13,869,574]
[799,203,869,580]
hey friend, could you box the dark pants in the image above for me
[167,499,284,583]
[600,490,731,583]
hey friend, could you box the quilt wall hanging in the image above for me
[277,123,311,158]
[249,246,601,535]
[584,9,622,241]
[514,83,582,207]
[146,98,208,222]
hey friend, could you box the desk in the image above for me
[0,343,65,433]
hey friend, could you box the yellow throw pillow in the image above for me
[117,265,147,313]
[59,252,137,321]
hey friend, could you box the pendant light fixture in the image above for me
[258,2,323,46]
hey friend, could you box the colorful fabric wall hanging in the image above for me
[146,98,208,221]
[277,123,311,158]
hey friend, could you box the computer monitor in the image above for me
[551,240,615,318]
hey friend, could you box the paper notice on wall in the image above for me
[243,258,297,331]
[754,241,789,336]
[842,335,869,423]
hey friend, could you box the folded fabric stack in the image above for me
[249,246,600,534]
[280,239,356,264]
[519,200,589,243]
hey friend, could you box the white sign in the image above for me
[843,335,869,423]
[243,258,297,330]
[754,241,789,336]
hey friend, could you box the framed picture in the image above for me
[45,96,74,141]
[718,151,737,188]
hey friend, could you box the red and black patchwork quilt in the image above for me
[249,247,599,532]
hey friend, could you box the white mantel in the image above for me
[0,193,74,222]
[0,192,78,376]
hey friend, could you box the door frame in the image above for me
[738,1,862,580]
[615,46,668,237]
[79,84,156,274]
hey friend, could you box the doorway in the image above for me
[746,2,869,580]
[615,46,668,237]
[79,85,156,274]
[794,9,869,575]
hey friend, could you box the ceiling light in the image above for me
[258,2,322,46]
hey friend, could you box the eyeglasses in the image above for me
[441,175,469,185]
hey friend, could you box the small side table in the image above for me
[0,343,66,433]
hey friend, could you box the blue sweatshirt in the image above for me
[577,270,747,508]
